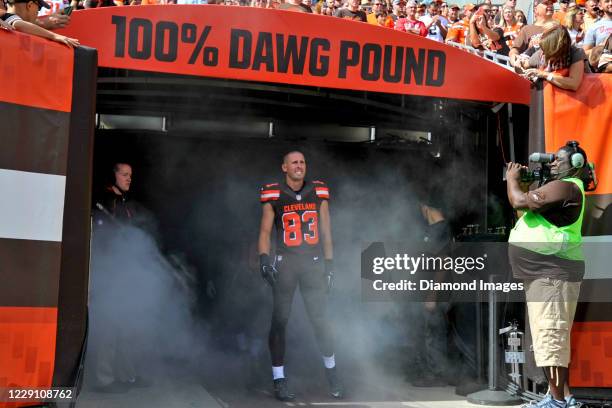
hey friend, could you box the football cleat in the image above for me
[273,378,295,401]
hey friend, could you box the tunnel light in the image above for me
[99,115,166,131]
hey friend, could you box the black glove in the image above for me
[260,254,278,287]
[324,259,334,293]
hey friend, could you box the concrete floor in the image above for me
[75,375,522,408]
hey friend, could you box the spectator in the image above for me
[583,0,612,53]
[420,1,448,41]
[523,23,587,91]
[375,9,392,25]
[499,6,522,48]
[395,0,427,34]
[515,8,527,25]
[416,2,425,17]
[1,0,79,46]
[447,3,460,23]
[390,0,406,21]
[470,3,508,53]
[279,0,313,12]
[553,0,570,23]
[494,0,516,24]
[588,33,611,71]
[1,4,15,30]
[440,1,448,18]
[489,4,498,25]
[334,0,367,20]
[509,0,555,68]
[321,0,336,14]
[583,0,600,32]
[463,2,476,19]
[565,8,585,45]
[446,3,473,44]
[368,0,394,26]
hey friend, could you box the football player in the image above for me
[258,151,343,401]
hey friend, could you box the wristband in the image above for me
[546,73,554,82]
[260,253,270,266]
[324,259,334,274]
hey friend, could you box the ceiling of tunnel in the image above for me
[96,68,493,136]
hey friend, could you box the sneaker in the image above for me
[273,378,295,401]
[522,394,567,408]
[565,395,581,408]
[325,367,344,399]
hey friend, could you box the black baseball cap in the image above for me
[9,0,51,8]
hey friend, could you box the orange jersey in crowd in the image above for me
[446,17,469,45]
[553,10,566,24]
[502,23,522,48]
[367,12,394,28]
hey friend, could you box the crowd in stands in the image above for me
[2,0,611,80]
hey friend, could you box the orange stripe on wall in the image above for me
[0,31,73,113]
[0,307,57,408]
[544,75,612,195]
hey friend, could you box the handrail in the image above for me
[446,41,514,71]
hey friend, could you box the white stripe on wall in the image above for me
[0,169,66,242]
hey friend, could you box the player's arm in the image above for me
[319,200,333,261]
[258,202,275,256]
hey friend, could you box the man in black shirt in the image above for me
[95,162,134,224]
[334,0,367,21]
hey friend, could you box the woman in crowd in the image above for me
[523,23,588,90]
[564,8,585,46]
[498,6,522,48]
[469,3,509,55]
[440,2,449,18]
[514,9,527,26]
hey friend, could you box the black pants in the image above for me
[269,254,334,366]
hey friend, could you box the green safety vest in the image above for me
[508,177,585,261]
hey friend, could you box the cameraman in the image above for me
[506,142,593,408]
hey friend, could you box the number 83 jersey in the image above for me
[260,180,330,256]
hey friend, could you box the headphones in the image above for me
[565,140,585,169]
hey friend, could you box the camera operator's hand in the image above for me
[506,162,527,182]
[260,254,278,287]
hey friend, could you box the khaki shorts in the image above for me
[525,278,581,368]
